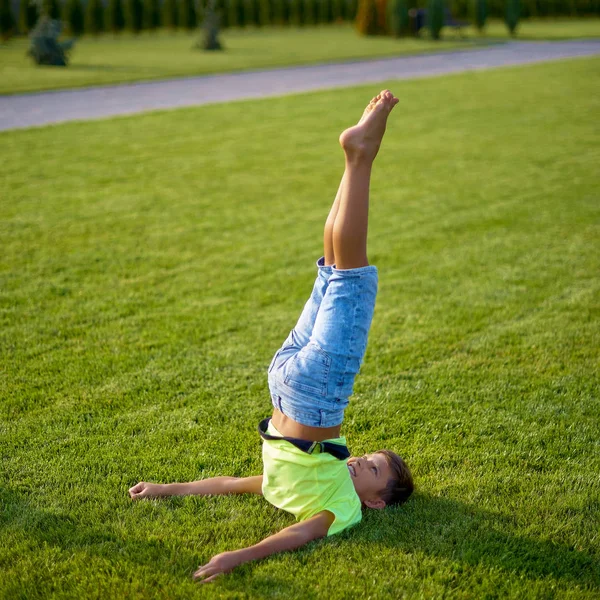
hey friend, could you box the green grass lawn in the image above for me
[1,18,599,95]
[1,57,599,598]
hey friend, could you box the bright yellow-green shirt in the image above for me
[261,420,362,536]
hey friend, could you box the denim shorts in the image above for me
[267,257,378,428]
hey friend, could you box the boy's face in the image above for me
[347,452,392,509]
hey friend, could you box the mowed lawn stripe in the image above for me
[1,57,599,599]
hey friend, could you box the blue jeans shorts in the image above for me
[267,257,378,428]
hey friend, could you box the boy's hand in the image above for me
[128,481,163,499]
[193,551,243,583]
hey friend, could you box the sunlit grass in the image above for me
[1,57,599,598]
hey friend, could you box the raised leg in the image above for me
[333,90,398,270]
[323,93,388,267]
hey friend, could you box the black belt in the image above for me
[258,417,350,460]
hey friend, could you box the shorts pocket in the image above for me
[284,343,331,397]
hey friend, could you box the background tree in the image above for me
[64,0,84,35]
[126,0,143,32]
[163,0,178,28]
[107,0,126,32]
[303,0,316,24]
[472,0,486,31]
[319,0,332,23]
[0,0,15,40]
[85,0,105,34]
[180,0,197,29]
[332,0,345,22]
[243,0,259,25]
[143,0,160,29]
[505,0,519,36]
[355,0,378,35]
[387,0,407,37]
[289,0,303,25]
[258,0,270,25]
[228,0,243,26]
[346,0,357,20]
[42,0,61,19]
[19,0,39,32]
[427,0,444,39]
[198,0,222,48]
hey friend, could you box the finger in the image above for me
[193,566,211,579]
[200,573,221,584]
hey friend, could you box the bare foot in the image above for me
[340,90,399,163]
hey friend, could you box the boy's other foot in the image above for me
[340,90,399,163]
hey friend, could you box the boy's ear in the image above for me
[364,498,386,510]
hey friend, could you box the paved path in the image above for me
[1,39,599,132]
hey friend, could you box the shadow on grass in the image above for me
[2,486,598,594]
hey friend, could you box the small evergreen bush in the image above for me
[143,0,160,29]
[163,0,178,28]
[505,0,519,36]
[387,0,407,37]
[85,0,105,34]
[20,0,39,34]
[472,0,486,30]
[180,0,197,28]
[64,0,84,35]
[27,16,75,65]
[126,0,143,32]
[0,0,15,39]
[427,0,444,39]
[107,0,126,32]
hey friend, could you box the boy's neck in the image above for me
[271,408,342,442]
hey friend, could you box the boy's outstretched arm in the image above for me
[129,476,263,499]
[193,510,335,583]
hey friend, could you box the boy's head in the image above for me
[347,450,413,509]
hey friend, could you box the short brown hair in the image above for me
[376,449,414,507]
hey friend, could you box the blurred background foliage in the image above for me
[1,0,599,40]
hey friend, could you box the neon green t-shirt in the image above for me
[261,420,362,536]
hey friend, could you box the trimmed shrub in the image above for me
[355,0,377,34]
[85,0,105,33]
[163,0,178,28]
[27,16,74,65]
[0,0,15,40]
[472,0,486,30]
[387,0,408,37]
[427,0,443,39]
[505,0,519,35]
[143,0,160,29]
[64,0,84,35]
[107,0,126,32]
[180,0,197,28]
[126,0,143,32]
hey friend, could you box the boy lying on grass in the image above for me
[129,90,414,583]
